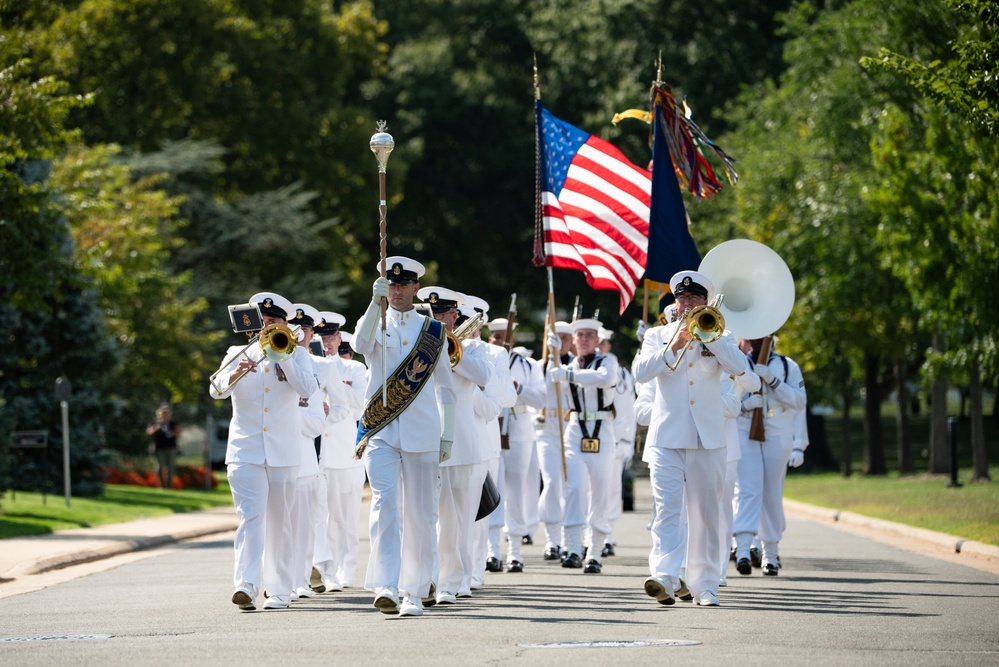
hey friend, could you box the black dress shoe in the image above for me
[762,563,779,576]
[601,542,615,558]
[485,557,503,573]
[750,546,762,568]
[736,558,752,575]
[521,535,533,545]
[562,553,583,569]
[583,559,602,574]
[507,560,524,573]
[543,546,561,561]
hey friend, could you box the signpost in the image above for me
[55,376,72,507]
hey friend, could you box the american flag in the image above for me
[533,102,650,314]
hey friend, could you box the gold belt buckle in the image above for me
[581,438,600,453]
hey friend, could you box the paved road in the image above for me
[1,481,997,666]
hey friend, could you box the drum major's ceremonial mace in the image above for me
[370,121,395,407]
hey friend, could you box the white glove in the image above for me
[742,394,764,411]
[788,449,805,468]
[755,362,775,385]
[372,276,390,301]
[439,438,453,463]
[548,366,569,383]
[546,331,562,355]
[636,319,648,343]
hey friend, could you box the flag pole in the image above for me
[535,54,567,481]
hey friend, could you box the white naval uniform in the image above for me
[536,353,574,552]
[314,355,364,589]
[633,324,755,598]
[732,353,806,566]
[719,373,747,583]
[436,338,492,598]
[561,351,618,563]
[605,353,637,547]
[473,341,515,589]
[352,305,455,600]
[500,351,546,562]
[291,384,325,594]
[210,343,318,599]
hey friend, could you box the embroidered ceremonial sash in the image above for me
[354,317,445,458]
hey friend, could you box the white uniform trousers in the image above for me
[719,459,738,582]
[563,432,615,561]
[463,462,488,594]
[227,462,299,597]
[647,446,725,597]
[437,463,477,596]
[322,466,365,587]
[487,454,506,561]
[536,423,565,550]
[605,439,633,544]
[290,474,318,592]
[312,473,333,569]
[524,442,541,538]
[733,432,794,547]
[363,438,439,599]
[472,458,499,588]
[501,437,534,561]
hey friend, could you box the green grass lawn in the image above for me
[784,466,999,546]
[0,477,232,540]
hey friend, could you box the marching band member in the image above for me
[418,287,492,605]
[537,321,574,561]
[210,291,318,611]
[546,318,618,574]
[633,271,758,607]
[732,337,807,576]
[312,313,364,593]
[352,257,455,618]
[597,327,636,558]
[286,303,327,601]
[488,317,545,572]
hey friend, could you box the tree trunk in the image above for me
[969,358,990,482]
[841,391,852,478]
[895,359,914,474]
[929,333,949,474]
[863,351,886,475]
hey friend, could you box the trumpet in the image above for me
[663,295,726,371]
[447,312,484,368]
[210,323,302,394]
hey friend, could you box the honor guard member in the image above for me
[487,317,545,572]
[546,318,618,574]
[597,327,636,558]
[633,271,759,607]
[537,321,574,560]
[418,287,492,605]
[210,291,318,611]
[463,298,516,589]
[732,337,806,576]
[352,257,456,617]
[312,312,364,593]
[286,303,327,600]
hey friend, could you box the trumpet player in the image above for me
[632,272,759,607]
[210,292,319,611]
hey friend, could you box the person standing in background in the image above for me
[146,404,180,489]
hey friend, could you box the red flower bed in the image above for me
[101,464,218,490]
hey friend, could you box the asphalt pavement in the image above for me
[0,478,997,666]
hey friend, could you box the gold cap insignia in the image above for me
[392,263,402,275]
[682,277,691,286]
[429,293,439,303]
[263,298,273,308]
[296,308,305,319]
[317,318,327,328]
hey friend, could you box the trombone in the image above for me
[209,323,302,394]
[663,295,726,371]
[447,311,484,368]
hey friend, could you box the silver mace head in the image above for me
[370,120,395,173]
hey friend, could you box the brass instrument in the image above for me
[663,295,726,371]
[209,323,302,394]
[447,312,484,368]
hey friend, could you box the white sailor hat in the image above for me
[598,327,614,342]
[289,303,321,328]
[340,331,353,344]
[462,294,490,317]
[337,331,353,354]
[554,320,573,335]
[488,317,517,331]
[417,286,463,313]
[249,292,293,319]
[314,310,346,336]
[670,270,715,302]
[512,345,534,359]
[457,303,478,320]
[571,318,602,334]
[381,256,426,284]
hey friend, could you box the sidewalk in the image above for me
[1,484,997,591]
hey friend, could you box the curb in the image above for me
[784,498,999,564]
